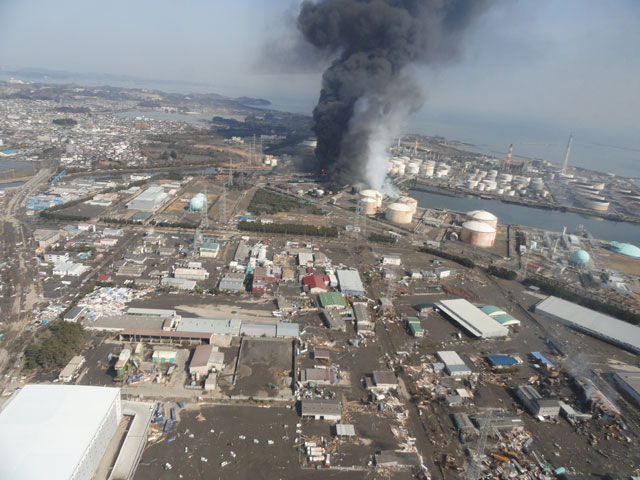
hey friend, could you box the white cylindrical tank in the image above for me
[421,163,435,177]
[385,203,413,224]
[477,183,486,192]
[360,189,383,207]
[406,162,420,175]
[460,221,496,247]
[360,197,377,215]
[466,210,498,228]
[398,196,418,214]
[466,179,478,189]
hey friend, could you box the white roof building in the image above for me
[435,299,509,338]
[0,385,122,480]
[534,296,640,354]
[337,269,366,296]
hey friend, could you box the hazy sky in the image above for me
[1,0,639,147]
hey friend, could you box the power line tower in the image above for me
[200,182,209,230]
[228,157,233,187]
[219,181,227,224]
[466,409,494,480]
[192,227,202,258]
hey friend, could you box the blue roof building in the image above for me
[487,355,517,367]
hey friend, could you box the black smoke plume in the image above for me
[298,0,493,187]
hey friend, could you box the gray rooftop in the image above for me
[535,296,640,354]
[177,317,241,336]
[301,399,342,417]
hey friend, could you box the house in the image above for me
[302,275,328,293]
[368,370,398,391]
[189,345,224,375]
[300,399,342,421]
[63,306,85,323]
[314,349,331,361]
[301,368,332,386]
[44,251,69,264]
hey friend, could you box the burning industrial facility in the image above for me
[297,0,494,189]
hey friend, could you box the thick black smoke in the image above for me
[298,0,493,186]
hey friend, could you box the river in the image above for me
[410,188,640,244]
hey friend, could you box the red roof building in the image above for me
[302,275,328,292]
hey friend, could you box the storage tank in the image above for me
[460,221,496,247]
[360,197,377,215]
[189,193,207,211]
[398,196,418,214]
[421,163,435,177]
[466,210,498,228]
[581,196,610,212]
[359,189,383,207]
[569,249,590,266]
[466,179,478,189]
[406,162,420,175]
[385,203,413,224]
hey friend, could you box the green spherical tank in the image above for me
[189,193,206,211]
[569,249,590,266]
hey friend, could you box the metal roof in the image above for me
[336,269,366,295]
[0,385,120,480]
[530,352,556,369]
[534,296,640,354]
[492,313,520,326]
[276,322,299,337]
[436,299,509,338]
[373,370,398,386]
[318,291,347,308]
[487,354,516,366]
[301,399,341,417]
[177,317,241,335]
[335,424,355,436]
[240,322,277,337]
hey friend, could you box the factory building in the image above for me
[435,299,509,338]
[126,185,169,211]
[189,345,224,376]
[0,385,122,480]
[437,351,472,377]
[460,221,496,247]
[516,385,561,417]
[534,296,640,354]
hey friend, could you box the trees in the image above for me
[418,245,475,269]
[487,265,517,280]
[238,220,338,237]
[368,233,397,244]
[24,322,85,370]
[248,189,322,215]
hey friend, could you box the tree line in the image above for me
[419,245,475,269]
[238,220,338,237]
[24,322,85,370]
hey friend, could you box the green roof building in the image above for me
[318,291,347,309]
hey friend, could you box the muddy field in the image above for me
[134,405,409,480]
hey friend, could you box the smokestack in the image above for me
[297,0,494,190]
[505,144,513,168]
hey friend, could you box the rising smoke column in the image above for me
[298,0,493,189]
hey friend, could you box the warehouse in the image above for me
[336,269,366,296]
[189,345,224,375]
[126,185,168,211]
[161,277,197,290]
[516,385,561,417]
[0,385,122,480]
[479,305,521,327]
[611,365,640,408]
[437,351,472,376]
[300,399,342,421]
[435,299,509,338]
[218,272,245,291]
[534,296,640,354]
[240,322,277,337]
[353,302,373,335]
[174,267,209,281]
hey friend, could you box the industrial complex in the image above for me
[1,78,640,480]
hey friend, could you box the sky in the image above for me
[1,0,639,169]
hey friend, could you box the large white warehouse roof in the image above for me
[534,296,640,354]
[436,299,509,338]
[0,385,121,480]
